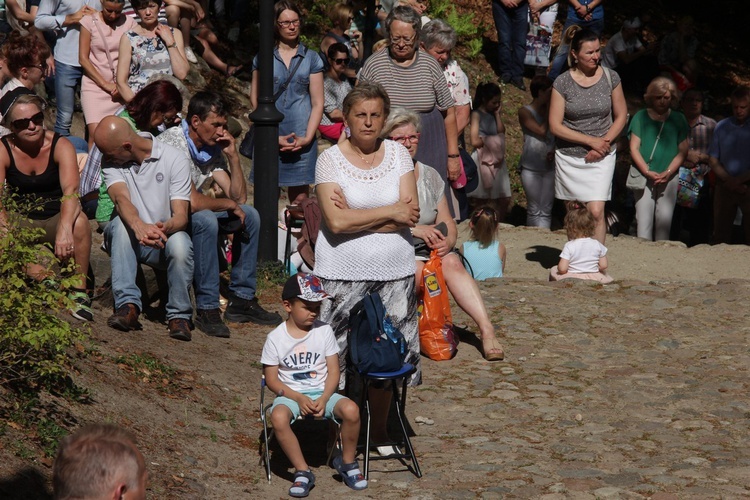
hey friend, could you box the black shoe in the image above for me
[511,77,527,91]
[69,290,94,322]
[107,304,141,331]
[224,296,282,325]
[168,318,193,341]
[195,308,231,338]
[501,73,512,84]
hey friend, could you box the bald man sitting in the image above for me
[53,424,147,500]
[96,116,195,341]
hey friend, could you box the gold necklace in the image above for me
[350,144,377,168]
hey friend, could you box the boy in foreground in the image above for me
[261,273,368,497]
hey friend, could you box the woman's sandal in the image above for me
[289,470,315,498]
[482,337,505,361]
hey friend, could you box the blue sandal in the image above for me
[289,469,315,498]
[333,456,368,491]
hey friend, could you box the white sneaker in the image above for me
[184,46,198,64]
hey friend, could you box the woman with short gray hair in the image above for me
[420,18,473,218]
[358,6,461,217]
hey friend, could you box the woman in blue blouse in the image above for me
[250,0,324,203]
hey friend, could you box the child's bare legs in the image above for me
[586,200,607,244]
[270,405,309,471]
[333,397,360,464]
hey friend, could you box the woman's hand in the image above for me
[391,195,420,227]
[330,187,349,210]
[413,224,446,249]
[155,24,176,47]
[584,150,603,163]
[279,133,302,152]
[588,136,611,157]
[447,156,460,181]
[652,169,674,185]
[54,226,76,260]
[102,81,119,98]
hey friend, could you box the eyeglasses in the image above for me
[388,133,420,144]
[333,57,350,65]
[375,4,383,11]
[390,34,416,45]
[31,61,47,72]
[11,111,45,130]
[277,19,301,28]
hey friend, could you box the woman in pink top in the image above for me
[79,0,137,147]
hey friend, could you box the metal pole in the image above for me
[249,0,284,263]
[363,0,376,61]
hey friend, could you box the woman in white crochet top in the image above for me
[314,83,420,452]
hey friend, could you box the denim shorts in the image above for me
[271,391,348,424]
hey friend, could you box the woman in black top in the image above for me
[0,88,93,321]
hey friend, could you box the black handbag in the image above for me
[239,54,305,160]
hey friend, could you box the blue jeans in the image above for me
[53,61,82,136]
[548,18,605,79]
[190,205,260,310]
[105,216,194,320]
[492,0,528,81]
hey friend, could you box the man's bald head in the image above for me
[95,116,139,154]
[94,116,145,165]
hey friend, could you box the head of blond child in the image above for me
[281,273,330,333]
[564,201,596,241]
[469,206,499,249]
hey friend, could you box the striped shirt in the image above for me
[687,113,716,161]
[358,49,453,113]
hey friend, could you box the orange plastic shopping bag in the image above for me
[418,251,458,360]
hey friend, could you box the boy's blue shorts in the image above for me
[271,392,349,424]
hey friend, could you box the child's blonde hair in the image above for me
[564,201,596,240]
[469,206,499,248]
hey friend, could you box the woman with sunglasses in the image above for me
[80,0,137,147]
[116,0,189,103]
[0,32,51,99]
[358,5,461,217]
[317,43,351,143]
[383,107,504,361]
[250,0,324,204]
[0,89,93,321]
[320,2,362,80]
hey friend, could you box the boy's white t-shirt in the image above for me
[560,237,608,273]
[261,320,339,393]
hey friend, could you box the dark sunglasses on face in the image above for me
[333,58,350,65]
[11,111,45,130]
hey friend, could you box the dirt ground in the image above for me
[2,224,749,499]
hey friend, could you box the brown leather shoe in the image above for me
[107,304,141,331]
[168,318,193,341]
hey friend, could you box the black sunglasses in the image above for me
[11,111,45,130]
[333,57,351,65]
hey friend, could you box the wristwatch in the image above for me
[166,42,177,49]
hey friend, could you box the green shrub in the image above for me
[466,38,484,59]
[0,193,84,391]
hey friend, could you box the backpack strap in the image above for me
[602,66,613,92]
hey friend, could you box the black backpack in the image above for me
[348,292,407,374]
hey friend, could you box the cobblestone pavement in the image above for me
[367,278,750,500]
[84,226,750,499]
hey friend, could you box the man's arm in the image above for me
[211,129,247,204]
[108,182,168,247]
[162,199,189,235]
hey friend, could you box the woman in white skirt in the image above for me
[549,27,628,243]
